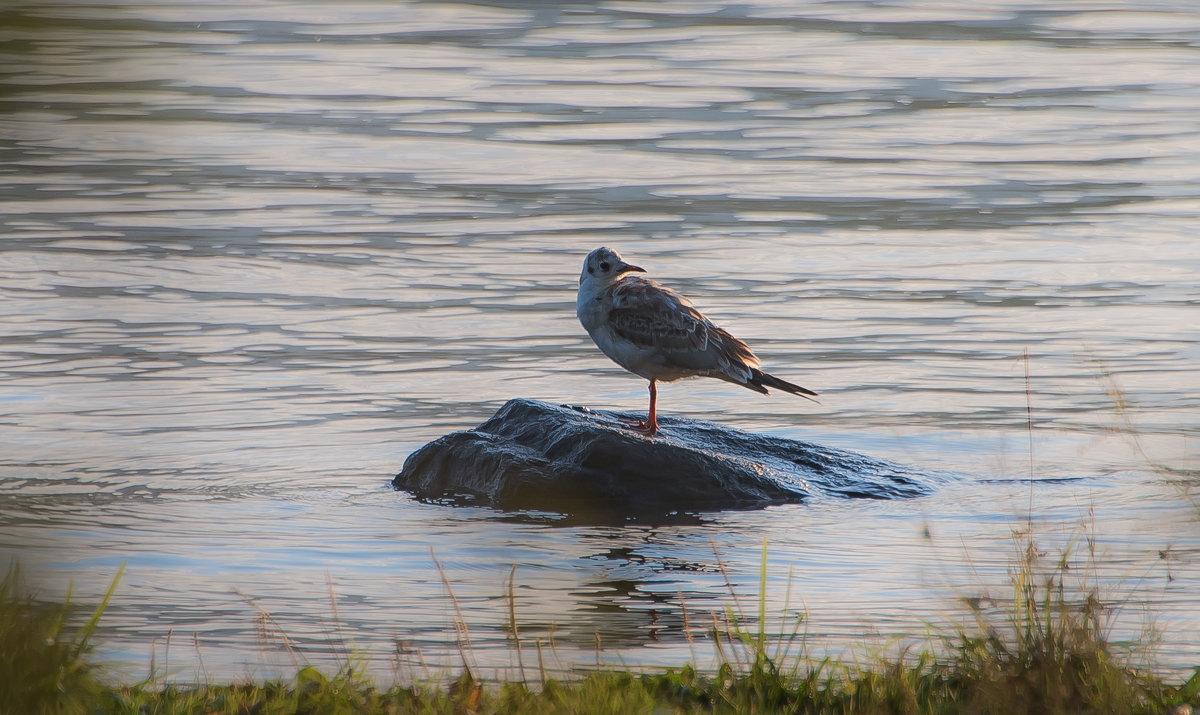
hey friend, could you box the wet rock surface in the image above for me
[393,398,937,521]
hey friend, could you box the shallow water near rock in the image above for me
[1,0,1199,683]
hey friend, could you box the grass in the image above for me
[0,562,122,715]
[942,536,1179,714]
[3,537,1198,715]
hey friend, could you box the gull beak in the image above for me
[622,262,646,274]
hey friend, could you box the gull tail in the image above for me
[748,368,821,403]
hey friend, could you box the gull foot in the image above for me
[619,417,658,436]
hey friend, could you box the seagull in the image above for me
[576,246,818,435]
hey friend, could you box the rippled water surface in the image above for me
[2,0,1199,680]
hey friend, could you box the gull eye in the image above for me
[599,261,611,272]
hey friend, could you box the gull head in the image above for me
[579,246,646,287]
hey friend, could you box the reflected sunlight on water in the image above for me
[1,0,1198,681]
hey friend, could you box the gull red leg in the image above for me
[644,379,658,434]
[619,379,659,435]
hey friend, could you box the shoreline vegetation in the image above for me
[4,534,1199,715]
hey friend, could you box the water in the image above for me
[2,0,1198,681]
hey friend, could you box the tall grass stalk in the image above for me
[431,547,477,680]
[505,563,528,684]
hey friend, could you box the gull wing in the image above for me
[607,277,760,376]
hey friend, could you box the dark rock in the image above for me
[394,398,936,522]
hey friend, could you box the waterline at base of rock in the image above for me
[393,399,939,522]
